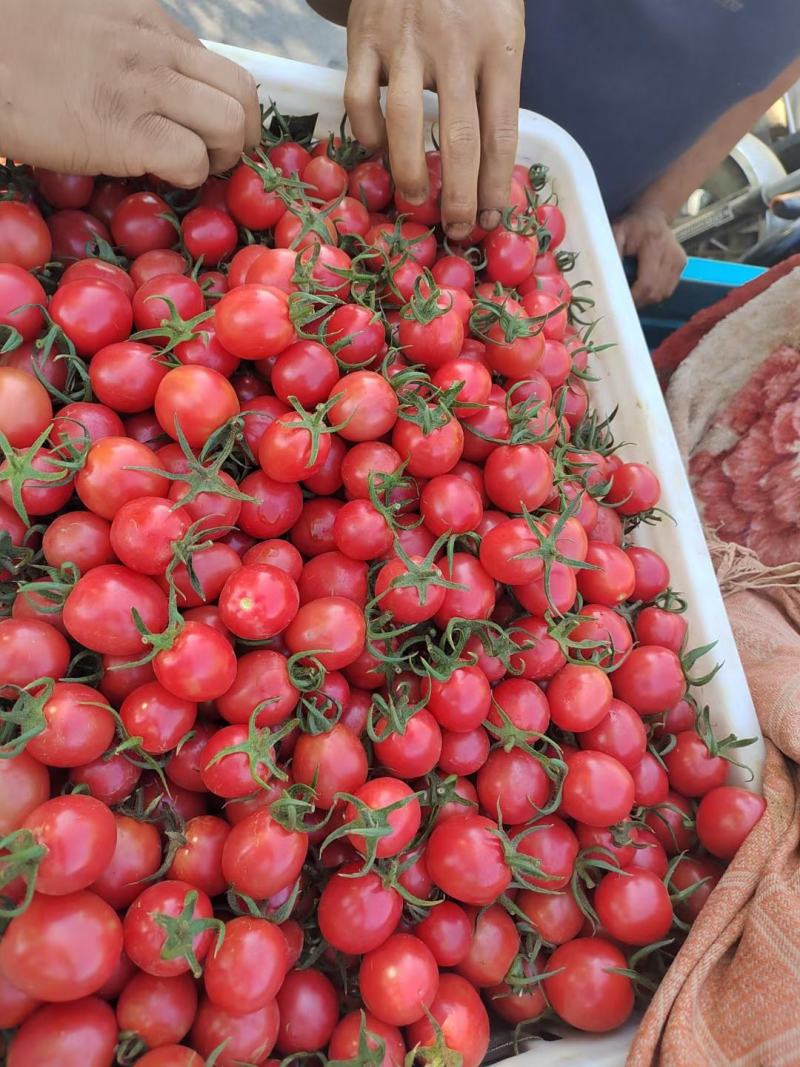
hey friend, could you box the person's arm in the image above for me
[319,0,524,242]
[615,56,800,307]
[0,0,261,187]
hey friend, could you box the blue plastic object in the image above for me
[623,256,767,350]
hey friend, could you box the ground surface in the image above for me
[164,0,347,68]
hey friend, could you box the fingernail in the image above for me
[401,188,428,206]
[479,210,501,231]
[446,222,472,242]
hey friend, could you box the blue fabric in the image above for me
[520,0,800,217]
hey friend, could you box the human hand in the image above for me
[0,0,261,187]
[613,204,687,307]
[344,0,525,240]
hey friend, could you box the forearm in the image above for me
[305,0,350,26]
[635,57,800,220]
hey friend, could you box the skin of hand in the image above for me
[0,0,261,187]
[613,204,687,308]
[344,0,525,240]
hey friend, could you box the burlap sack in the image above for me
[664,267,800,566]
[652,254,800,389]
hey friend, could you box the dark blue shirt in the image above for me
[521,0,800,217]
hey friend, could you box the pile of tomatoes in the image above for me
[0,108,766,1067]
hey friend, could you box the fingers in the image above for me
[126,113,210,188]
[630,233,686,307]
[176,42,262,153]
[385,52,428,205]
[344,45,386,150]
[438,69,481,240]
[477,53,522,231]
[156,73,249,176]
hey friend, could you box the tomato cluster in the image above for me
[0,114,765,1067]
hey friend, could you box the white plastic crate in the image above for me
[206,43,765,1067]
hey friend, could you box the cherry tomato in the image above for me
[0,891,123,1001]
[695,785,765,859]
[612,645,686,714]
[425,665,491,733]
[181,206,238,265]
[438,727,491,776]
[512,814,579,891]
[578,699,647,769]
[50,279,133,357]
[397,298,464,370]
[426,814,510,905]
[0,752,50,835]
[577,542,636,607]
[456,904,519,987]
[75,436,168,521]
[406,973,489,1067]
[123,880,216,978]
[285,596,366,670]
[319,865,402,954]
[349,160,393,211]
[561,751,635,827]
[626,545,671,602]
[63,564,168,656]
[547,663,612,732]
[0,201,52,269]
[25,681,115,767]
[668,855,723,923]
[155,365,240,448]
[153,620,238,702]
[119,680,197,754]
[476,747,550,824]
[216,285,294,361]
[111,193,176,257]
[0,366,53,449]
[595,869,673,945]
[374,707,442,779]
[292,724,368,809]
[227,162,288,230]
[276,967,338,1054]
[328,371,399,442]
[345,777,421,860]
[359,934,439,1026]
[272,340,340,408]
[605,462,661,514]
[0,617,70,692]
[218,563,299,640]
[516,887,584,945]
[393,411,464,478]
[222,809,308,900]
[90,813,161,909]
[191,995,279,1067]
[7,997,117,1067]
[23,793,117,895]
[116,971,197,1049]
[543,938,634,1032]
[0,264,45,340]
[415,901,472,967]
[484,228,537,287]
[204,916,289,1014]
[329,1011,405,1067]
